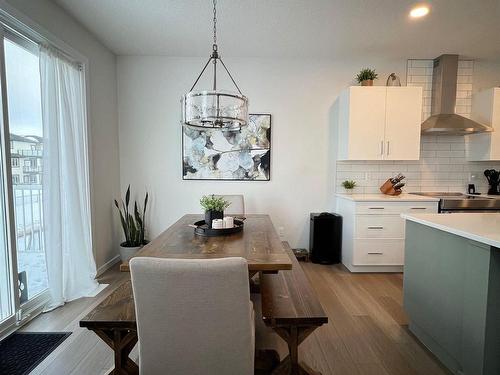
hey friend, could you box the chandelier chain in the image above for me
[212,0,217,47]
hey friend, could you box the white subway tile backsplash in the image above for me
[437,164,463,171]
[458,60,473,68]
[455,105,469,114]
[456,90,471,99]
[410,60,433,68]
[457,67,473,76]
[457,75,472,84]
[423,151,438,158]
[408,67,428,76]
[435,150,465,158]
[422,143,451,151]
[412,78,433,85]
[455,98,470,106]
[457,83,473,91]
[351,164,379,171]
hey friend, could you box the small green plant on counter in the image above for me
[341,180,357,190]
[200,195,231,212]
[355,68,378,83]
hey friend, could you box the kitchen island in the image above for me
[401,213,500,375]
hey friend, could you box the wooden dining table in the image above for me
[120,214,293,274]
[81,214,292,374]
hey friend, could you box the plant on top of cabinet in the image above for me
[356,68,378,86]
[341,180,357,193]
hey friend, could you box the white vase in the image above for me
[345,188,354,194]
[119,243,141,262]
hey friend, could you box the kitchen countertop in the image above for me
[336,193,440,202]
[401,213,500,248]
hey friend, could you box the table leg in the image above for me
[271,326,320,375]
[249,271,260,293]
[92,328,138,375]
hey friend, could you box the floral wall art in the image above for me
[182,114,271,181]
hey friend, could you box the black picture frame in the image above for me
[182,113,271,181]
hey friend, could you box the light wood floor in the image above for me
[20,262,450,375]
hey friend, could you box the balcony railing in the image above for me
[22,166,42,173]
[13,184,48,299]
[13,185,44,254]
[17,150,42,157]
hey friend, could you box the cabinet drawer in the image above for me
[355,215,405,239]
[352,239,404,266]
[355,202,437,215]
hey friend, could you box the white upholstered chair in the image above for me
[215,194,245,216]
[129,257,254,375]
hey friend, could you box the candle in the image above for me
[223,216,234,229]
[212,219,224,229]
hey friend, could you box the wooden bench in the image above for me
[80,280,138,374]
[260,242,328,375]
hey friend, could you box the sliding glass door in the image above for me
[0,27,49,337]
[0,123,13,326]
[4,36,48,303]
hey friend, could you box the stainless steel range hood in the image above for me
[421,54,492,135]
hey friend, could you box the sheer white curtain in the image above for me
[39,45,102,310]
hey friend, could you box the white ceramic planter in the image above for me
[344,188,355,194]
[119,243,141,262]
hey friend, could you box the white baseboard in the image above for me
[96,254,121,276]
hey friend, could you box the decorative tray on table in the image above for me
[192,219,245,237]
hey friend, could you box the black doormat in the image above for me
[0,332,71,375]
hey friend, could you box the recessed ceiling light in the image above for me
[410,5,430,18]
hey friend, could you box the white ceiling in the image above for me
[53,0,500,60]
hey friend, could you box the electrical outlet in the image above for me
[278,226,285,238]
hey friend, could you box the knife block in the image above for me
[487,183,499,195]
[380,179,402,196]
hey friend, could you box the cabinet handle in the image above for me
[380,140,384,155]
[387,141,390,155]
[368,207,385,210]
[367,226,384,229]
[368,252,383,255]
[411,207,427,210]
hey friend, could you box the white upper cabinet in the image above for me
[384,87,422,160]
[337,86,422,161]
[338,87,386,160]
[466,88,500,161]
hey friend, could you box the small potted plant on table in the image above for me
[200,195,231,228]
[114,185,149,262]
[342,180,357,194]
[356,68,378,86]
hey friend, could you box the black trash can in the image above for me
[309,212,342,264]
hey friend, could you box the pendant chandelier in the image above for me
[181,0,248,131]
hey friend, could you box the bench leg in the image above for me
[92,328,138,375]
[271,326,320,375]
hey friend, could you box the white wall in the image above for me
[117,56,407,248]
[3,0,121,270]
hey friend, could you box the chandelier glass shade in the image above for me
[181,0,248,131]
[182,89,248,131]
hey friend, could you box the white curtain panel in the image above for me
[39,45,101,310]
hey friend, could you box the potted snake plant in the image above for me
[114,185,149,262]
[200,195,231,229]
